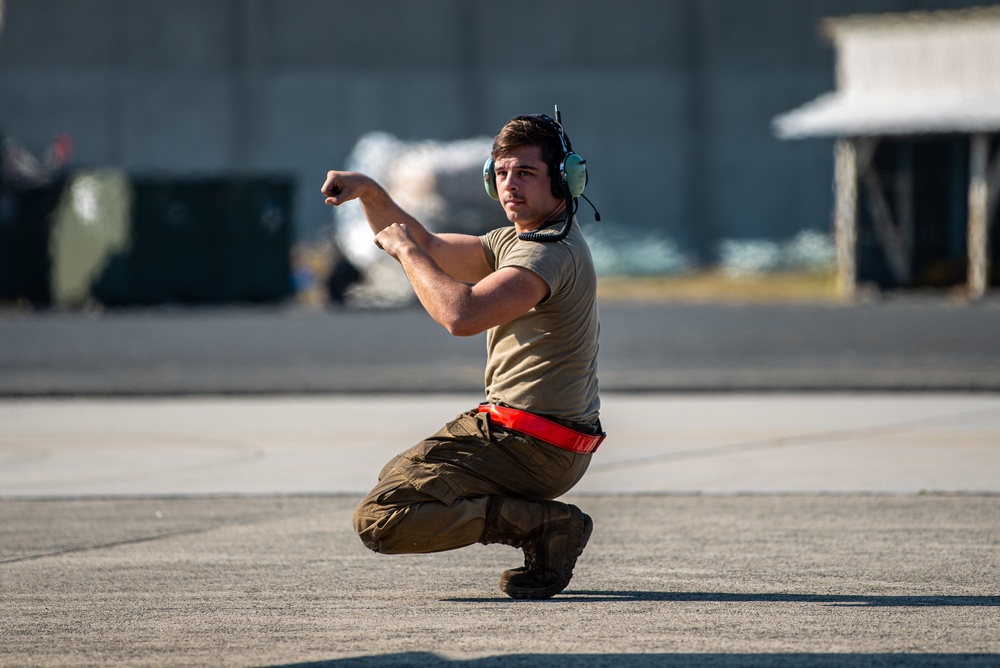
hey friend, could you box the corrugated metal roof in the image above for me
[820,5,1000,37]
[774,92,1000,138]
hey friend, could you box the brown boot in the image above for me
[479,496,593,600]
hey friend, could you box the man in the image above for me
[321,112,604,600]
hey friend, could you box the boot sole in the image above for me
[501,506,593,600]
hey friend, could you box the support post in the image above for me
[834,138,858,300]
[968,134,990,300]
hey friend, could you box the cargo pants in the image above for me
[353,409,593,554]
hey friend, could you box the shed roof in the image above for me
[774,6,1000,139]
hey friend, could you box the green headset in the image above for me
[482,109,588,202]
[483,107,598,241]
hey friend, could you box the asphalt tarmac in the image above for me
[2,493,998,667]
[1,298,999,396]
[1,301,999,666]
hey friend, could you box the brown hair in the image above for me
[491,115,566,194]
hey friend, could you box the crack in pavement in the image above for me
[0,514,273,565]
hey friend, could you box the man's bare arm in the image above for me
[322,170,491,283]
[375,223,549,336]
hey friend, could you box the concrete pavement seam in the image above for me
[589,404,1000,474]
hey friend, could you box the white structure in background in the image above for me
[774,6,1000,300]
[333,133,504,306]
[332,132,834,307]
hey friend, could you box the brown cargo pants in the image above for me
[353,409,592,554]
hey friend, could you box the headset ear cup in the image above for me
[562,152,587,199]
[483,157,499,200]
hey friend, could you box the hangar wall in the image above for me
[0,0,985,265]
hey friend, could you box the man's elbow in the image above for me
[427,294,489,336]
[435,309,486,337]
[442,319,485,337]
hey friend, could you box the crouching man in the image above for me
[321,112,605,599]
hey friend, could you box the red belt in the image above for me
[478,403,605,454]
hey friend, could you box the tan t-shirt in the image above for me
[479,220,600,424]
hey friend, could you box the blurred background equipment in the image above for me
[50,169,131,306]
[0,169,294,307]
[123,176,293,306]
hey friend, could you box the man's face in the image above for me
[492,144,563,230]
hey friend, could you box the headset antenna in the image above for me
[517,104,599,241]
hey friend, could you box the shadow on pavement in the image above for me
[265,651,1000,667]
[441,590,1000,607]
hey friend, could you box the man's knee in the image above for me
[354,488,428,554]
[352,462,415,553]
[353,492,483,555]
[353,495,390,553]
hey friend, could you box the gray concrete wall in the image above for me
[0,0,986,265]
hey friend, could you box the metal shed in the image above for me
[774,6,1000,299]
